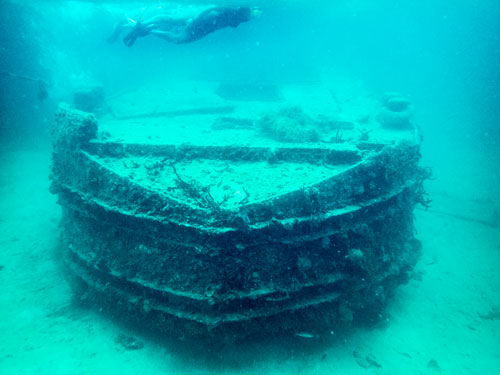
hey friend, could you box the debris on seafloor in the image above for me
[115,334,144,351]
[353,351,382,369]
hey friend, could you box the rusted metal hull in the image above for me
[51,103,426,341]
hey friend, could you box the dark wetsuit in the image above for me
[180,7,252,43]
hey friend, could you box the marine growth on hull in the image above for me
[51,81,427,341]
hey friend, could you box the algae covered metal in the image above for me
[50,82,427,340]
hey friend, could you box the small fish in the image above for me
[397,351,412,359]
[353,351,382,369]
[294,332,317,339]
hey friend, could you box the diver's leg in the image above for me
[123,22,155,47]
[150,29,188,44]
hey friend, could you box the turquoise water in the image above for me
[1,1,499,374]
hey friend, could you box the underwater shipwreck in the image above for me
[50,81,428,341]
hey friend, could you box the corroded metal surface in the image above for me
[51,85,427,341]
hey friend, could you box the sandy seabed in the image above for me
[0,142,499,375]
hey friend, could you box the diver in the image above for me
[0,71,48,101]
[108,6,262,47]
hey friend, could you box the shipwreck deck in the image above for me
[51,81,426,341]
